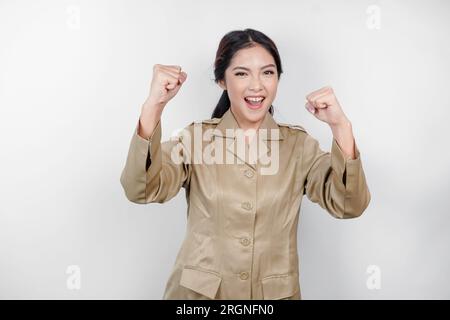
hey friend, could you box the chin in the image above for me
[242,107,267,124]
[232,100,271,125]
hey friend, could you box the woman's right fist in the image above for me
[146,64,187,109]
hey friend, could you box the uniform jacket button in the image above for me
[240,237,251,246]
[241,202,252,210]
[244,169,254,178]
[239,272,249,280]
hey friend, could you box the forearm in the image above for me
[329,120,355,160]
[138,99,164,140]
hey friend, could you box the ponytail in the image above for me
[211,90,230,118]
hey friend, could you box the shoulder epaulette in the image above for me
[201,118,221,124]
[192,118,221,125]
[278,122,307,133]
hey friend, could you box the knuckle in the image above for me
[164,72,174,80]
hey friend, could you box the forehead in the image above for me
[229,45,275,68]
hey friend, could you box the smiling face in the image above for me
[218,44,279,130]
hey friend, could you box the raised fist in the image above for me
[146,64,187,109]
[305,86,349,127]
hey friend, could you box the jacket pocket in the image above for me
[179,265,222,299]
[261,273,300,300]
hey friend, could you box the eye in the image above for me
[234,70,275,77]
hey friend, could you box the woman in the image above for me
[120,28,371,300]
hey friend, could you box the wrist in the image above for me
[141,101,163,119]
[142,97,165,113]
[330,117,352,132]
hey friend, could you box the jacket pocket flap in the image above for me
[261,273,300,300]
[179,266,222,299]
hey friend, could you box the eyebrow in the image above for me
[231,64,276,71]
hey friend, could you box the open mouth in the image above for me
[244,96,265,109]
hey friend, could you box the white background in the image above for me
[1,0,449,299]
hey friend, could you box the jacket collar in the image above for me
[209,108,282,170]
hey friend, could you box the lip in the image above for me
[244,97,265,110]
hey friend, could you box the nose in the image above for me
[249,76,263,92]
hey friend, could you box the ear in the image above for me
[218,79,226,91]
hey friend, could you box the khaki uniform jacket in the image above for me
[120,108,371,300]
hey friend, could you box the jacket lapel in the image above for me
[211,108,284,170]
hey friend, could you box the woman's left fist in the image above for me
[305,86,349,127]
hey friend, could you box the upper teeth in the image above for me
[246,97,264,102]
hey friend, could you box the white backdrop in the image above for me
[1,0,449,299]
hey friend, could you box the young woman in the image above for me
[120,28,371,300]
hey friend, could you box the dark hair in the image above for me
[212,28,283,119]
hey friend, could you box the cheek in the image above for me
[228,91,244,103]
[227,83,246,100]
[267,79,278,92]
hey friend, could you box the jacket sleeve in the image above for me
[120,119,192,204]
[302,134,371,219]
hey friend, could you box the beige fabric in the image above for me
[120,108,371,300]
